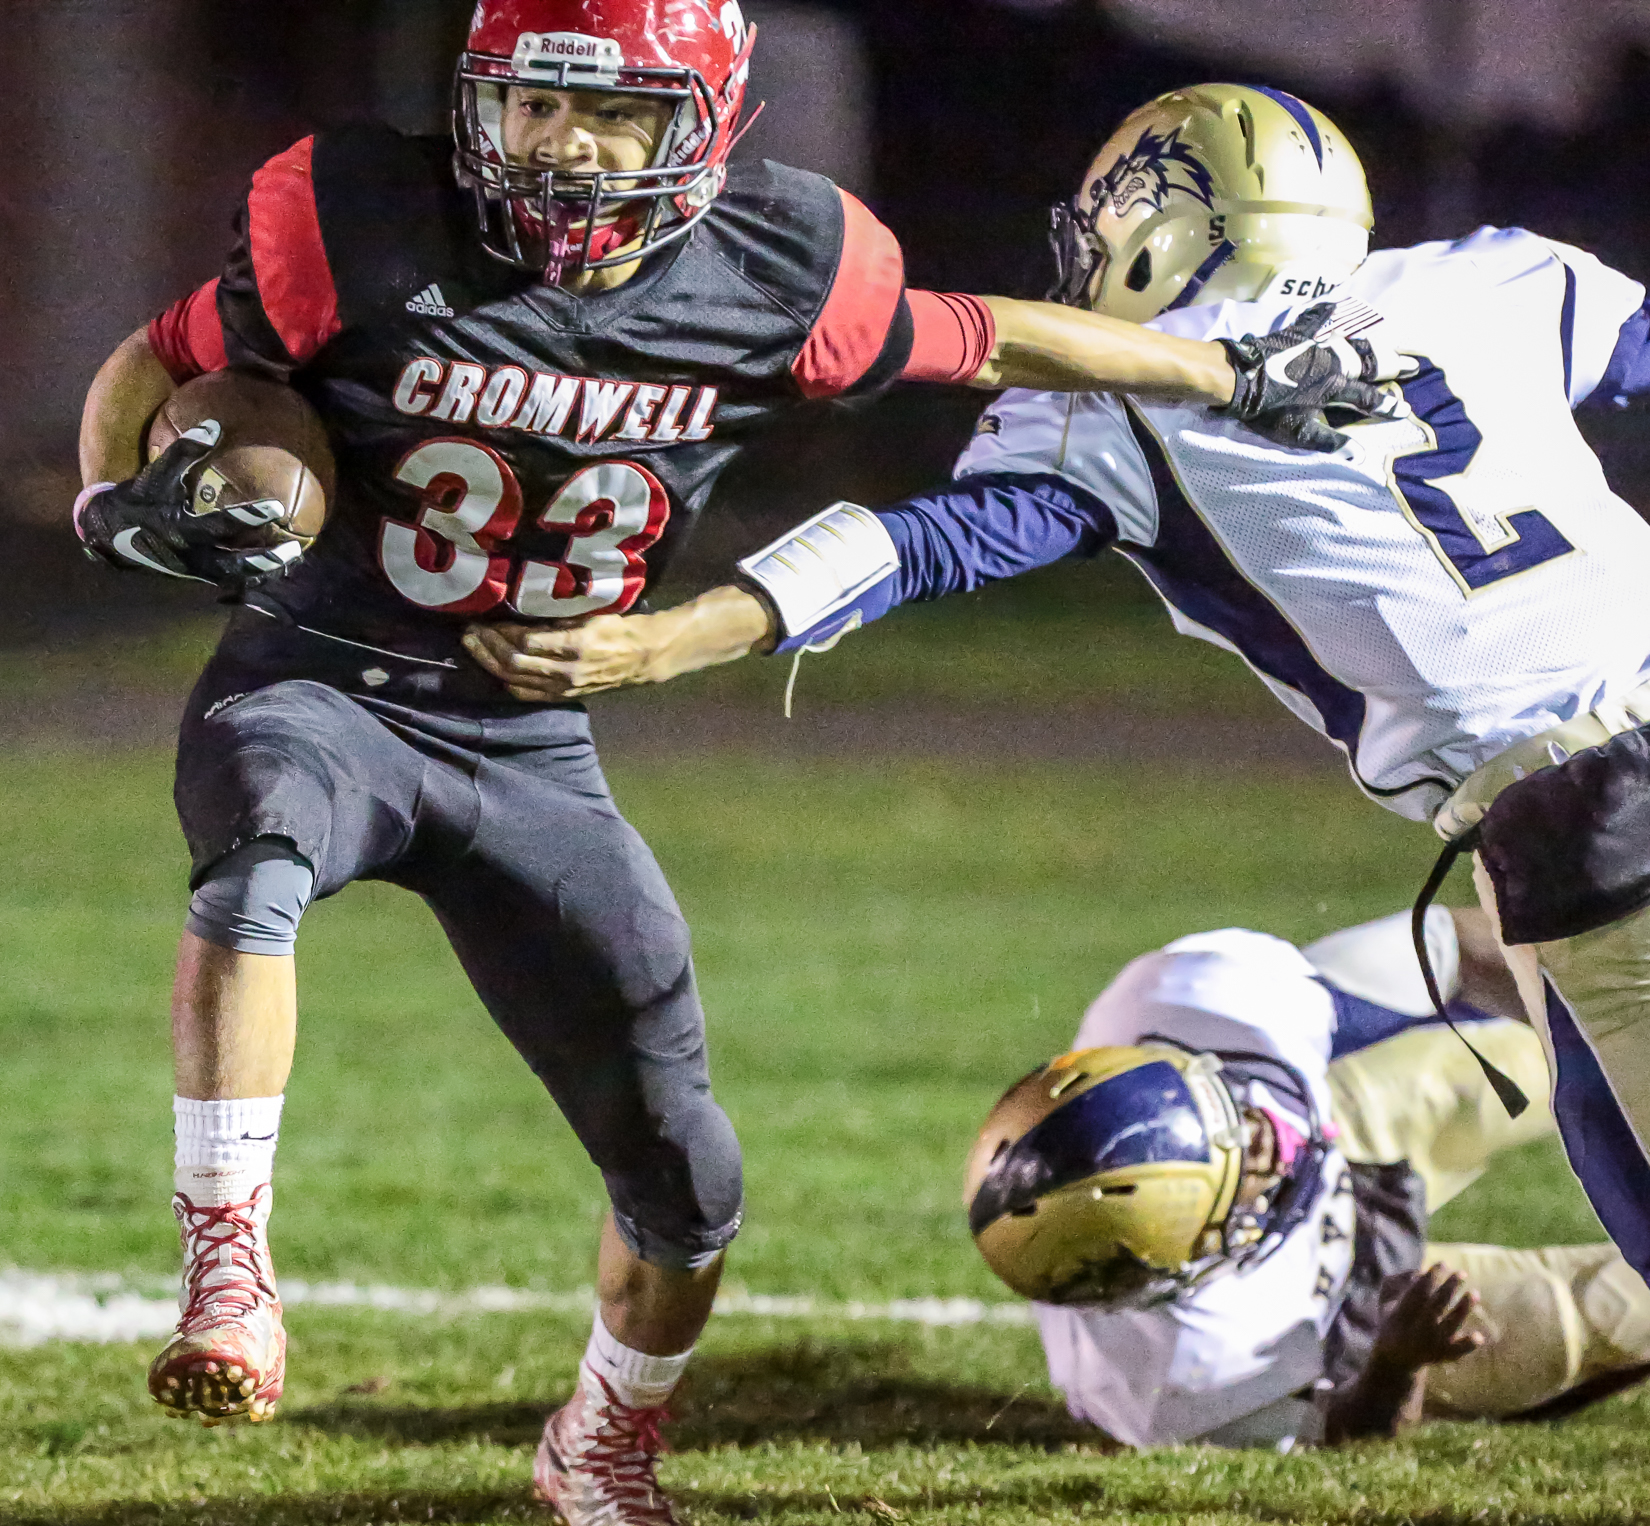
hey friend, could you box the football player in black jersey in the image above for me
[74,2,1381,1515]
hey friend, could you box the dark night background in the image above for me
[4,0,1650,645]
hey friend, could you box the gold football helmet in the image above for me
[1049,84,1373,322]
[965,1042,1328,1307]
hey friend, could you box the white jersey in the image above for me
[956,229,1650,820]
[1038,914,1466,1448]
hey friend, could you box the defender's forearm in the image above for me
[974,296,1236,403]
[637,584,777,680]
[732,475,1112,659]
[79,327,176,490]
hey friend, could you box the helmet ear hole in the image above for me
[1125,249,1153,292]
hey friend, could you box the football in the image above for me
[145,370,335,550]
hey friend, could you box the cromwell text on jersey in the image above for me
[391,358,720,445]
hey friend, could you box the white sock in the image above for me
[173,1095,284,1207]
[580,1312,692,1410]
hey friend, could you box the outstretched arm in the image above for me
[925,296,1400,450]
[464,471,1109,702]
[972,296,1238,401]
[464,305,1404,700]
[466,585,778,703]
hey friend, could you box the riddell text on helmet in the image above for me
[392,357,719,444]
[510,31,625,80]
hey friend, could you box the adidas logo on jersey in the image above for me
[406,284,455,319]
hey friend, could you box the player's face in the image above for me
[1234,1106,1283,1210]
[502,87,673,192]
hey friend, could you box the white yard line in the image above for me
[0,1270,1032,1348]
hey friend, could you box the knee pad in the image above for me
[609,1097,745,1271]
[611,1202,744,1272]
[186,838,316,956]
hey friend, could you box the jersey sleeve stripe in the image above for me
[1539,234,1648,407]
[901,291,996,383]
[148,278,227,382]
[791,188,906,399]
[1322,981,1500,1061]
[246,136,343,367]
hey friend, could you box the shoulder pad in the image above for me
[702,160,847,312]
[1446,225,1562,285]
[309,126,522,326]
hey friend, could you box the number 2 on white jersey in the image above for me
[378,438,668,618]
[1369,363,1574,595]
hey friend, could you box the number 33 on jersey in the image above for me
[381,439,668,619]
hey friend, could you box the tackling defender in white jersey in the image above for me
[969,907,1650,1449]
[481,84,1650,1293]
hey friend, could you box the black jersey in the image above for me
[150,126,920,696]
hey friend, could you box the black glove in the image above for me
[75,421,299,585]
[1217,302,1409,452]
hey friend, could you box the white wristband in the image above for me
[73,481,118,538]
[736,502,899,641]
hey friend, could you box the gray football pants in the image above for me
[174,674,742,1269]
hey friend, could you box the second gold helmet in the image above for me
[964,1041,1329,1307]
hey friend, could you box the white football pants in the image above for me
[1473,856,1650,1296]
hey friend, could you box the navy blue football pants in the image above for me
[174,666,742,1270]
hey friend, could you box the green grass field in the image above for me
[0,562,1633,1523]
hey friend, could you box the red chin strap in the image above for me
[534,204,645,286]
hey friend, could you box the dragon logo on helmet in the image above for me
[1091,126,1216,220]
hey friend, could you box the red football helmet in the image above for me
[454,0,756,285]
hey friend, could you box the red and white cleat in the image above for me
[533,1372,680,1525]
[147,1184,286,1425]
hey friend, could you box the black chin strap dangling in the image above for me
[1410,829,1529,1119]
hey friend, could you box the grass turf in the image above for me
[0,566,1624,1521]
[8,1310,1649,1524]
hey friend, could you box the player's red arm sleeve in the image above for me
[901,291,997,384]
[148,278,228,382]
[792,189,907,399]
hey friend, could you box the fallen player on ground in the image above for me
[966,906,1650,1448]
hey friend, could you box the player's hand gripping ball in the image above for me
[1218,302,1413,451]
[78,372,334,586]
